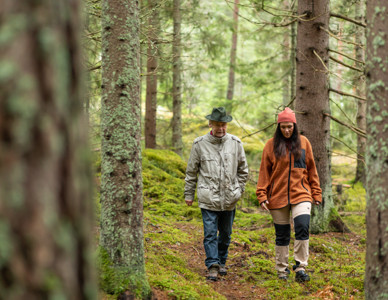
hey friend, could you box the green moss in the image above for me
[97,246,151,298]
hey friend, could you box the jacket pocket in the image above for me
[268,181,275,200]
[200,155,218,177]
[294,149,306,169]
[301,178,310,193]
[225,186,242,207]
[197,185,213,205]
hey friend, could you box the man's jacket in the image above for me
[256,135,322,209]
[184,132,249,211]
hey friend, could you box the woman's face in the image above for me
[279,122,294,139]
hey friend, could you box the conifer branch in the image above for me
[329,88,367,102]
[328,49,365,65]
[329,55,364,73]
[319,26,364,49]
[242,122,276,139]
[323,112,366,138]
[330,13,366,28]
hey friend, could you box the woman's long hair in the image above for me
[273,123,301,160]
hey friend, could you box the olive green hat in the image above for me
[205,107,233,123]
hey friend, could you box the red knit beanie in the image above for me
[277,107,296,123]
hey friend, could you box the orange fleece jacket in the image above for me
[256,135,322,209]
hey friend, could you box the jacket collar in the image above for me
[206,132,229,144]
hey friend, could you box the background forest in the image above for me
[1,0,387,299]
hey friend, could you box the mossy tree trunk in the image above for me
[100,0,150,298]
[226,0,239,107]
[364,0,388,298]
[172,0,183,156]
[0,1,95,298]
[295,0,347,233]
[145,0,159,149]
[354,0,366,186]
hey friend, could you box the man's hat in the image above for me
[205,107,233,123]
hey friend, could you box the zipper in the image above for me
[287,151,291,204]
[301,178,309,193]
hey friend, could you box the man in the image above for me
[184,107,249,281]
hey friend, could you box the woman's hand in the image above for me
[260,200,269,211]
[314,201,320,205]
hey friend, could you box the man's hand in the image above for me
[260,200,269,212]
[185,199,193,206]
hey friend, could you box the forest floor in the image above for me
[98,149,366,299]
[146,211,365,300]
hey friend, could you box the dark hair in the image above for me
[273,123,301,160]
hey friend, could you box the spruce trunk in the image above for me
[145,0,159,149]
[0,1,95,298]
[355,0,366,185]
[364,0,388,297]
[100,0,150,297]
[226,0,239,106]
[295,0,346,233]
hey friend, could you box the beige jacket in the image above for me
[184,132,249,211]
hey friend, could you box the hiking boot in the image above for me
[295,270,310,282]
[207,265,219,281]
[219,265,227,276]
[278,268,290,280]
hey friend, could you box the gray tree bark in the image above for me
[100,0,150,297]
[364,0,388,298]
[145,0,159,149]
[295,0,347,233]
[0,0,95,299]
[172,0,183,156]
[354,0,366,185]
[226,0,239,106]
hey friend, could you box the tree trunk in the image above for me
[295,0,347,233]
[282,0,290,106]
[145,0,159,149]
[354,0,366,186]
[0,1,95,299]
[100,0,150,297]
[290,2,296,107]
[364,0,388,298]
[226,0,239,106]
[172,0,183,156]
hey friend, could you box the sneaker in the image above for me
[219,265,227,276]
[295,270,310,282]
[207,265,219,281]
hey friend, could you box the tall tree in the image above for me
[226,0,240,106]
[100,0,150,297]
[354,0,366,185]
[0,0,95,298]
[364,0,388,297]
[295,0,346,233]
[172,0,183,156]
[145,0,159,149]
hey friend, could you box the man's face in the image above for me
[209,121,228,138]
[279,122,294,139]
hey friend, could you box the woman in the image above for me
[256,107,322,282]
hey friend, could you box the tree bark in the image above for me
[295,0,346,233]
[172,0,183,156]
[100,0,150,297]
[226,0,239,106]
[354,0,366,185]
[145,0,159,149]
[0,1,95,299]
[290,3,296,107]
[282,0,290,106]
[364,0,388,298]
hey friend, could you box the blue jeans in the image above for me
[201,208,236,269]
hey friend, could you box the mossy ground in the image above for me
[97,120,366,299]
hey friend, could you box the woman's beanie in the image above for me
[277,107,296,123]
